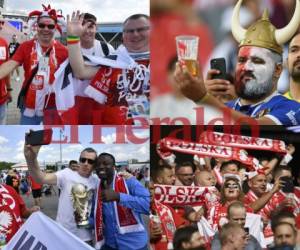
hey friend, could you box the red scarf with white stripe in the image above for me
[24,40,57,117]
[151,200,176,250]
[157,137,260,168]
[94,173,144,249]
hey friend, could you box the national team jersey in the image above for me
[226,92,300,126]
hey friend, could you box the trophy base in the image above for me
[77,221,90,229]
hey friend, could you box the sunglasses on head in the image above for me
[79,157,95,165]
[124,26,150,34]
[38,23,55,30]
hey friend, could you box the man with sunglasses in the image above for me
[67,12,150,124]
[0,17,12,125]
[0,5,68,125]
[24,143,98,244]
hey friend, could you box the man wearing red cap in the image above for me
[0,5,68,125]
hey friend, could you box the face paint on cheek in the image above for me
[236,47,252,86]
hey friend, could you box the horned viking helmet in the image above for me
[231,0,300,54]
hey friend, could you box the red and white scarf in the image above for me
[24,39,57,117]
[200,131,287,154]
[157,137,260,168]
[151,200,176,250]
[84,45,150,105]
[154,184,218,207]
[94,173,144,249]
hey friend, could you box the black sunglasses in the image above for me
[38,23,55,30]
[0,21,4,25]
[79,157,96,165]
[124,26,150,34]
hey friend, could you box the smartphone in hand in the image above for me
[210,58,227,80]
[25,129,53,146]
[280,176,294,193]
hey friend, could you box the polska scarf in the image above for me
[157,137,260,168]
[94,173,144,249]
[199,131,287,154]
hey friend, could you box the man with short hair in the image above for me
[67,12,150,124]
[211,201,262,250]
[175,161,195,186]
[173,225,206,250]
[24,144,98,244]
[219,222,247,250]
[0,5,68,125]
[220,160,240,175]
[153,165,176,185]
[68,160,79,171]
[285,33,300,102]
[94,152,150,250]
[273,222,297,248]
[194,170,216,187]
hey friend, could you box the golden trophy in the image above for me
[71,183,93,228]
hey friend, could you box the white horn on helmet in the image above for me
[275,0,300,44]
[231,0,247,42]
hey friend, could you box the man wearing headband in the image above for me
[174,0,300,126]
[0,5,68,125]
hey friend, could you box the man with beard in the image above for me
[285,33,300,102]
[174,0,300,126]
[94,153,149,250]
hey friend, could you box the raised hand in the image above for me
[174,62,207,103]
[66,11,87,37]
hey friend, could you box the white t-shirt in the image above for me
[81,40,115,57]
[55,168,98,241]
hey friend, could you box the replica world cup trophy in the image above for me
[71,183,93,228]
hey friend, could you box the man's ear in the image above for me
[247,179,252,188]
[274,63,283,79]
[157,176,162,184]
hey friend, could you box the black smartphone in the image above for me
[25,129,53,146]
[280,176,294,193]
[210,58,227,80]
[244,227,249,235]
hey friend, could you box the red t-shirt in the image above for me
[0,184,25,242]
[0,37,9,105]
[28,175,42,190]
[12,39,68,89]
